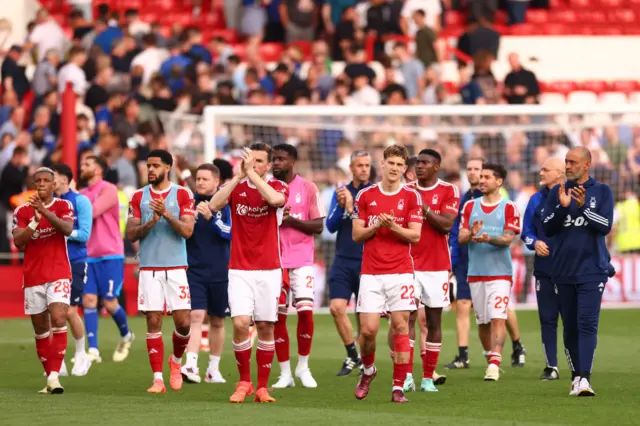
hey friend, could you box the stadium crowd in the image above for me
[0,0,638,264]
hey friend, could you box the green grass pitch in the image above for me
[1,310,640,426]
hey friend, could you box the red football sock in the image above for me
[35,331,51,376]
[49,327,68,375]
[201,324,209,340]
[172,330,190,361]
[296,302,314,357]
[488,352,502,367]
[146,332,164,374]
[274,312,290,363]
[408,339,415,376]
[256,340,275,389]
[393,334,410,389]
[423,342,442,379]
[233,338,252,383]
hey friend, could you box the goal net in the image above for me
[162,105,640,308]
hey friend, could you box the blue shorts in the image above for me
[84,258,124,300]
[70,262,87,307]
[188,271,229,317]
[329,256,362,301]
[454,264,471,301]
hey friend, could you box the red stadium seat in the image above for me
[525,9,549,24]
[588,26,623,35]
[445,11,464,27]
[289,40,313,60]
[538,81,549,92]
[579,80,608,94]
[507,23,537,35]
[543,23,572,35]
[549,10,577,23]
[612,80,640,93]
[231,43,246,60]
[576,10,607,24]
[549,0,566,7]
[547,81,579,95]
[494,10,508,25]
[624,25,640,34]
[206,28,238,43]
[608,9,637,24]
[598,0,626,6]
[259,43,284,62]
[119,0,144,9]
[569,0,593,6]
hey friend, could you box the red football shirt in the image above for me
[13,199,74,288]
[354,183,423,275]
[461,198,521,283]
[228,177,289,270]
[411,180,460,272]
[129,184,195,270]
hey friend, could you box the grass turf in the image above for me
[1,309,639,426]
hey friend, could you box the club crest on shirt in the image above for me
[590,197,596,209]
[432,194,439,205]
[295,193,301,204]
[398,198,405,211]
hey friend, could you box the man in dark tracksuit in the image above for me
[542,147,614,397]
[521,157,565,381]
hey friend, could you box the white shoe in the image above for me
[113,333,135,362]
[181,365,201,384]
[86,348,102,363]
[71,353,92,376]
[43,362,69,377]
[272,373,295,388]
[204,369,226,383]
[295,368,318,388]
[577,378,595,396]
[484,364,500,381]
[47,377,64,394]
[569,376,581,396]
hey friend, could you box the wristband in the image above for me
[28,219,38,231]
[180,169,192,180]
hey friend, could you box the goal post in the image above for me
[173,104,640,308]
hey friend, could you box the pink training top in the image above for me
[81,179,124,259]
[280,175,325,269]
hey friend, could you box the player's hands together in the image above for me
[471,232,490,243]
[241,148,255,174]
[471,220,483,236]
[379,210,396,228]
[28,194,45,220]
[196,201,213,220]
[344,190,354,215]
[571,185,586,208]
[336,187,347,208]
[149,198,166,219]
[534,240,550,257]
[559,182,572,208]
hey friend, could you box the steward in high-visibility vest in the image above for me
[615,195,640,253]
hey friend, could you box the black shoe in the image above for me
[337,356,362,376]
[511,346,526,367]
[540,367,559,381]
[444,356,469,369]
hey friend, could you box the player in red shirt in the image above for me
[403,149,459,392]
[209,143,288,404]
[12,167,74,394]
[352,145,423,403]
[126,150,196,393]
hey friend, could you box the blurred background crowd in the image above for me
[1,0,640,279]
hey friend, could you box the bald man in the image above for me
[521,157,565,381]
[541,147,615,397]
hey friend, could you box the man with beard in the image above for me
[80,156,134,364]
[270,144,325,389]
[127,150,195,393]
[180,164,231,385]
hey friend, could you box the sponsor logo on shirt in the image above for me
[398,198,405,211]
[236,204,269,218]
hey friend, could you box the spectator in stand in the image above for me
[503,53,539,104]
[366,0,400,60]
[273,63,309,105]
[85,65,114,112]
[0,106,25,139]
[264,0,285,43]
[419,65,445,105]
[332,7,363,62]
[0,146,28,214]
[211,37,234,67]
[125,9,151,39]
[185,27,212,64]
[29,106,56,151]
[160,39,193,92]
[68,8,94,44]
[224,0,243,31]
[401,0,442,36]
[241,0,267,43]
[131,34,169,87]
[58,46,89,97]
[603,126,627,170]
[32,50,60,106]
[29,128,49,166]
[458,18,500,61]
[472,50,500,104]
[459,66,483,105]
[392,42,424,102]
[413,9,437,68]
[94,17,124,55]
[96,92,125,135]
[323,0,359,37]
[345,70,381,106]
[626,133,640,177]
[344,45,375,86]
[507,0,530,26]
[114,97,141,141]
[0,91,19,127]
[67,0,94,20]
[27,9,67,62]
[468,0,497,23]
[1,46,30,102]
[280,0,317,43]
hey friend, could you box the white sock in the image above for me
[123,332,132,340]
[171,355,181,364]
[280,360,291,376]
[153,372,163,381]
[392,385,403,392]
[406,372,413,379]
[186,352,198,367]
[75,336,86,354]
[297,355,309,371]
[483,350,490,357]
[364,365,375,375]
[48,371,59,380]
[208,354,221,371]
